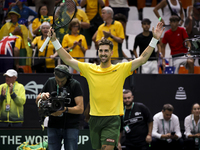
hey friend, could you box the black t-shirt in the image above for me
[134,31,157,60]
[41,77,83,129]
[121,102,153,147]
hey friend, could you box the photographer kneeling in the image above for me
[36,65,84,150]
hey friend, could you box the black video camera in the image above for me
[38,88,71,117]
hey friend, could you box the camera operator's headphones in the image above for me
[54,65,72,78]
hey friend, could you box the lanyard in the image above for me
[123,103,134,120]
[162,119,171,134]
[192,115,200,133]
[57,84,59,96]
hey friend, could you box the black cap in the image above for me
[54,65,72,78]
[141,18,151,24]
[194,2,200,9]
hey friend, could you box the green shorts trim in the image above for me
[89,115,121,149]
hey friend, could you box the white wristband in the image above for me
[52,39,62,51]
[149,37,158,48]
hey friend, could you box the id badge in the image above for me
[5,104,10,112]
[124,125,131,133]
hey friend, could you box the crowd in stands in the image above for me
[0,0,199,74]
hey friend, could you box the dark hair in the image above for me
[169,15,180,22]
[38,5,48,20]
[54,65,71,79]
[191,103,200,111]
[141,18,151,24]
[114,13,127,23]
[68,18,81,30]
[162,104,174,112]
[123,89,132,94]
[98,38,113,50]
[54,70,67,78]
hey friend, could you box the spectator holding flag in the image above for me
[0,35,21,73]
[0,8,33,69]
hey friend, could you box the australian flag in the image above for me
[0,36,17,73]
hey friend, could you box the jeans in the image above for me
[47,128,79,150]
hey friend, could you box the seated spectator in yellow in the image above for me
[32,5,53,36]
[0,8,33,67]
[29,22,55,73]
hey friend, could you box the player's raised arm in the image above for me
[48,28,80,72]
[131,22,165,72]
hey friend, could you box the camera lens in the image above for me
[53,101,61,109]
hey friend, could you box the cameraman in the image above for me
[36,65,84,150]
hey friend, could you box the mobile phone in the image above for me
[171,132,176,136]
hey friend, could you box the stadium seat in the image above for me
[143,7,162,21]
[194,66,200,74]
[126,20,143,35]
[18,65,32,73]
[128,6,139,20]
[178,65,188,74]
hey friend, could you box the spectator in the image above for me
[151,104,183,150]
[80,0,105,49]
[118,89,153,150]
[161,15,193,74]
[108,0,130,19]
[133,18,161,74]
[32,0,55,16]
[113,13,132,61]
[0,35,22,73]
[35,65,84,150]
[8,0,37,25]
[153,0,184,48]
[185,2,200,39]
[29,22,55,73]
[32,5,53,36]
[96,7,125,64]
[51,18,88,73]
[56,0,90,45]
[184,103,200,150]
[0,69,26,127]
[92,13,131,61]
[0,8,33,68]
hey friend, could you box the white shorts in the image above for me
[172,56,188,74]
[142,60,158,74]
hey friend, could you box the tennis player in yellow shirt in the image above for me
[47,22,164,150]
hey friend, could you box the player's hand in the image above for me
[1,87,6,96]
[146,135,152,143]
[152,22,165,40]
[51,107,67,116]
